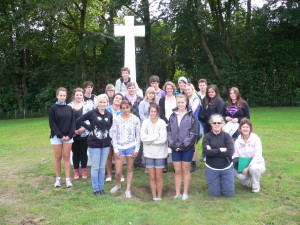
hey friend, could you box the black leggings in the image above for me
[72,136,88,169]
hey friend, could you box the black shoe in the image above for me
[190,164,196,173]
[99,190,106,195]
[94,191,100,196]
[134,164,146,168]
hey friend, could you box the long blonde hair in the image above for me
[144,87,156,103]
[185,83,198,102]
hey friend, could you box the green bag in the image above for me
[238,157,252,173]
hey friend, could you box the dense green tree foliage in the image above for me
[0,0,299,118]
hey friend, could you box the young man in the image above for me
[174,76,188,96]
[197,78,207,104]
[115,67,143,97]
[125,82,144,168]
[149,75,166,102]
[83,81,97,108]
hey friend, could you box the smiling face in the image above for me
[208,88,216,99]
[147,91,155,101]
[57,91,67,104]
[241,123,251,136]
[229,90,237,102]
[165,84,174,96]
[176,97,187,111]
[127,85,136,96]
[211,118,222,133]
[149,107,158,119]
[121,103,131,115]
[74,91,83,103]
[113,95,123,106]
[122,71,130,82]
[198,82,207,93]
[98,98,108,110]
[185,85,192,97]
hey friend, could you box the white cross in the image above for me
[114,16,145,82]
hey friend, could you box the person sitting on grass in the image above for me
[233,118,265,193]
[141,103,168,201]
[109,100,140,199]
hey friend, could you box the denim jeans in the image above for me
[88,147,110,192]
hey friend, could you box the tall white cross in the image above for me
[114,16,145,82]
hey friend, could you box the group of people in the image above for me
[48,67,266,200]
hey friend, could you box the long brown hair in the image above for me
[206,84,220,105]
[226,87,245,110]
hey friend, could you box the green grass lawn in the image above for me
[0,108,299,225]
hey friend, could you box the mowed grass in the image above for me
[0,108,299,225]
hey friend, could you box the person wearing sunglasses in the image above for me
[202,114,235,197]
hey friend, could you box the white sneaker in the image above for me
[105,177,112,182]
[174,194,182,199]
[125,190,132,198]
[182,194,189,200]
[110,185,121,193]
[120,177,125,182]
[252,185,260,193]
[66,178,73,188]
[54,177,61,188]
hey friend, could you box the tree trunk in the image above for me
[246,0,252,28]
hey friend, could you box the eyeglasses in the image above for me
[212,122,222,125]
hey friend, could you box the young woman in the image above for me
[168,94,199,200]
[223,87,250,139]
[77,94,113,196]
[68,88,94,179]
[185,83,203,172]
[105,93,125,182]
[49,87,75,188]
[158,81,177,173]
[233,119,265,193]
[202,85,225,134]
[141,104,168,201]
[139,87,156,123]
[109,100,141,198]
[202,114,235,197]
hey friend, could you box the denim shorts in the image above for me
[145,158,165,169]
[50,135,73,145]
[119,146,136,157]
[172,150,194,162]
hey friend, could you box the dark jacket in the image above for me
[167,108,199,151]
[202,131,234,169]
[159,97,169,124]
[76,109,113,148]
[222,101,250,123]
[125,95,143,119]
[202,97,224,133]
[49,104,75,139]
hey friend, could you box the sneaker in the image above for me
[156,198,162,201]
[120,177,125,182]
[182,194,189,200]
[82,168,88,179]
[110,185,121,193]
[94,191,100,196]
[144,168,149,173]
[190,164,196,173]
[252,185,260,193]
[99,190,106,195]
[74,169,79,179]
[174,194,182,199]
[125,190,132,198]
[66,178,73,188]
[106,177,112,182]
[54,177,61,188]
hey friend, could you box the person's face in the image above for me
[113,95,122,106]
[107,89,115,98]
[151,82,159,90]
[127,86,135,96]
[85,85,93,95]
[147,92,155,101]
[57,91,67,104]
[185,86,192,97]
[179,81,186,90]
[165,85,174,96]
[199,82,207,92]
[121,104,131,115]
[98,98,108,110]
[230,90,237,101]
[176,97,187,111]
[122,71,130,82]
[208,88,216,99]
[211,118,222,132]
[149,107,158,119]
[241,124,251,136]
[74,91,83,102]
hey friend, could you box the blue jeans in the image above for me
[205,166,235,197]
[88,147,110,192]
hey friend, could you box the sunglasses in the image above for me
[212,122,222,125]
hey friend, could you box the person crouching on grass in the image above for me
[49,87,75,188]
[141,103,168,201]
[76,94,113,196]
[168,94,199,200]
[109,100,141,198]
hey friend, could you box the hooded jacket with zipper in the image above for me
[76,108,113,148]
[167,107,199,151]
